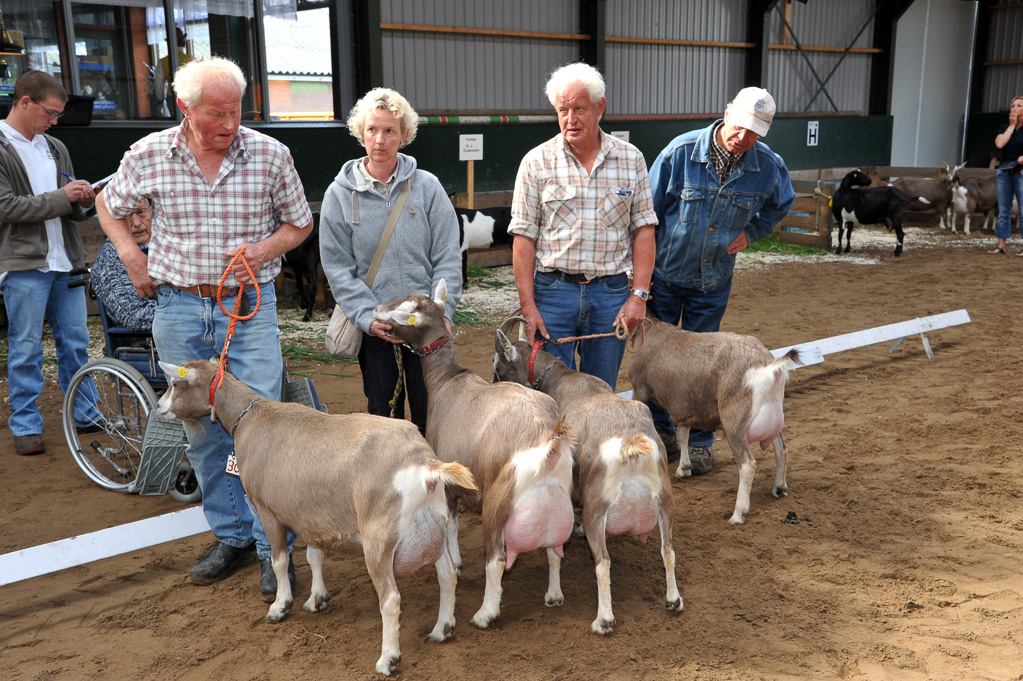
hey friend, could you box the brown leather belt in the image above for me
[167,284,239,298]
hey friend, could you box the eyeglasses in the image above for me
[30,98,64,120]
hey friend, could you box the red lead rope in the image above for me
[209,250,262,406]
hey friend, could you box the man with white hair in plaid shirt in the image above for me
[509,62,657,392]
[96,57,312,601]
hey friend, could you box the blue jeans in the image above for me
[153,282,290,559]
[996,168,1023,240]
[2,269,101,436]
[646,274,734,448]
[533,271,630,391]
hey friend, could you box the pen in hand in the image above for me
[59,171,74,181]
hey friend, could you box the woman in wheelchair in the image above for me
[91,198,154,333]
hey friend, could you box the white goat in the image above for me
[374,279,575,629]
[628,318,803,524]
[493,318,682,635]
[156,360,476,676]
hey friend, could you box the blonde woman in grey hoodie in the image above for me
[320,88,462,434]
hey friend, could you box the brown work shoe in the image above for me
[14,434,45,456]
[688,445,714,476]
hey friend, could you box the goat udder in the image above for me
[747,403,784,447]
[392,508,446,580]
[503,485,574,568]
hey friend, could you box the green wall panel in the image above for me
[51,115,892,204]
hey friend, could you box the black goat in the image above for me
[282,213,321,321]
[830,170,912,257]
[454,205,512,285]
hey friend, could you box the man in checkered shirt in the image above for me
[97,57,312,600]
[509,62,657,392]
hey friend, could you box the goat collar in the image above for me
[405,336,449,357]
[527,339,556,389]
[230,398,262,438]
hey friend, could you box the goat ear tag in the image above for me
[177,367,189,378]
[408,315,417,326]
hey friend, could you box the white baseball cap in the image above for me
[727,87,776,137]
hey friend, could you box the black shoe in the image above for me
[655,426,681,463]
[688,445,714,476]
[189,541,256,585]
[259,554,296,602]
[76,422,104,434]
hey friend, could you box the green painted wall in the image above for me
[51,115,893,203]
[965,112,1005,163]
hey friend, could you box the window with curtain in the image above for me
[263,0,333,121]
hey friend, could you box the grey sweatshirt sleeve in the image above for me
[318,181,380,334]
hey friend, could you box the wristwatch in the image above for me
[631,288,649,301]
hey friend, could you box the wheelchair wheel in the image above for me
[168,458,202,503]
[63,358,159,492]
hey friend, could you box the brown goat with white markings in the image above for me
[374,279,575,630]
[628,318,802,524]
[156,360,475,677]
[493,318,682,635]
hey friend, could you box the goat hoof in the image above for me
[427,621,455,642]
[545,594,564,608]
[591,618,615,635]
[265,605,290,623]
[728,513,746,525]
[301,593,331,613]
[375,654,401,676]
[773,487,788,499]
[471,613,498,629]
[666,597,683,613]
[674,465,692,479]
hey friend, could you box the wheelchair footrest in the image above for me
[137,412,189,496]
[284,377,325,412]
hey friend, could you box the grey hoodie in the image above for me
[319,153,462,333]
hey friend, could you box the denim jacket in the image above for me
[650,121,794,291]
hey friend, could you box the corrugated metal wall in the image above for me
[982,3,1023,112]
[379,0,580,112]
[604,0,747,115]
[378,0,883,116]
[767,0,876,114]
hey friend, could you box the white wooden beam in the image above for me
[771,309,971,361]
[0,506,211,586]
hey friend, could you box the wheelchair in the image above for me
[62,277,325,504]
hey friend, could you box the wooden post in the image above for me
[467,160,475,210]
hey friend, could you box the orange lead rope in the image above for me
[209,249,262,406]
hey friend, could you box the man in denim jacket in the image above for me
[647,87,794,475]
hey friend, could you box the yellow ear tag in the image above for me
[408,315,417,326]
[177,367,189,378]
[443,294,447,303]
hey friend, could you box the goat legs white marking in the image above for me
[366,549,402,676]
[728,435,757,524]
[265,547,294,622]
[544,547,564,607]
[658,503,683,613]
[674,426,693,479]
[427,539,458,642]
[445,504,462,575]
[301,545,331,613]
[771,432,789,499]
[585,516,614,634]
[471,556,506,628]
